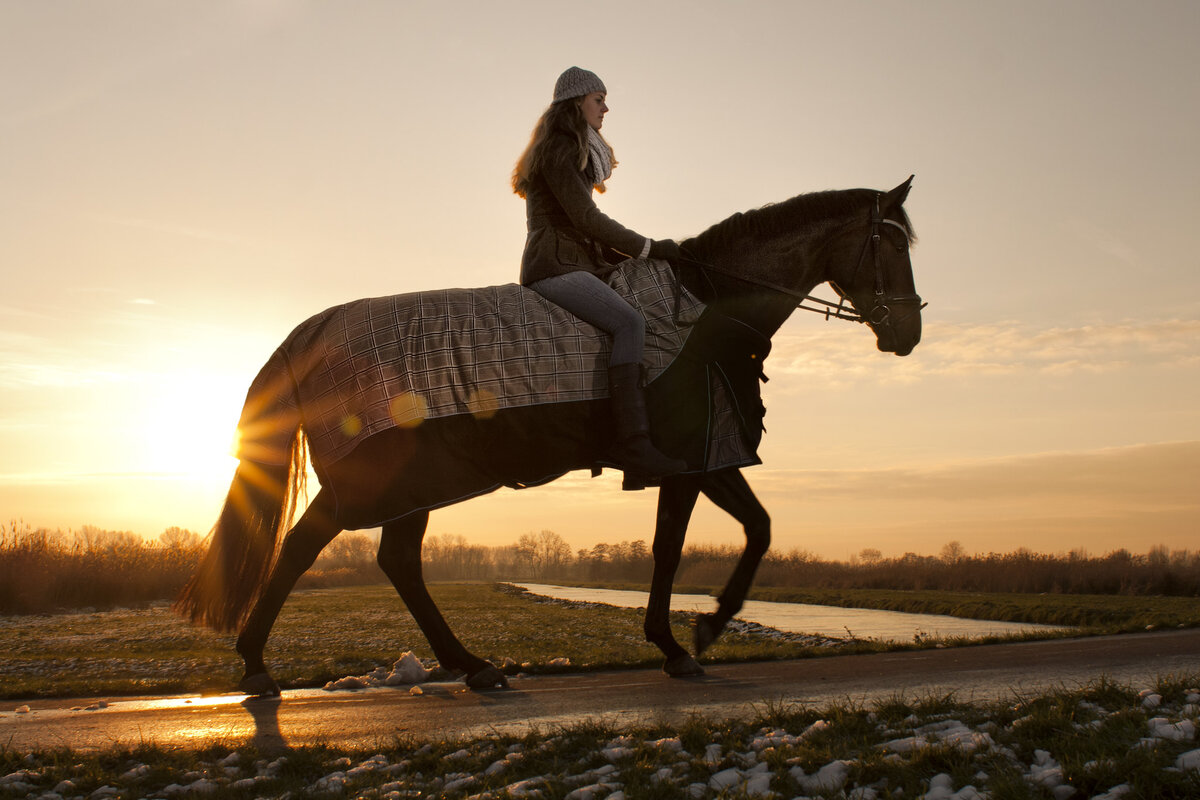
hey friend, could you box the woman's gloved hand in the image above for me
[649,239,683,262]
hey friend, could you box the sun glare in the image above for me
[137,374,244,488]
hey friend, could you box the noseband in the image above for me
[800,195,926,327]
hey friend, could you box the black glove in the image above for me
[649,239,683,262]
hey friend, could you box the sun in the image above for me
[137,372,244,488]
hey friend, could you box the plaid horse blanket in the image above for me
[242,258,760,474]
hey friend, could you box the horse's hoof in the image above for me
[663,654,705,677]
[238,672,281,697]
[465,665,509,690]
[694,613,721,656]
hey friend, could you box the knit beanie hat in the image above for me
[553,67,606,103]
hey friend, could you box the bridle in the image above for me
[800,194,926,326]
[676,193,926,329]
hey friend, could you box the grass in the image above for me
[2,675,1199,798]
[0,583,852,700]
[2,581,1196,701]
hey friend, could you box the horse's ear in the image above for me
[884,175,914,208]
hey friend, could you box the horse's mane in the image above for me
[683,188,915,258]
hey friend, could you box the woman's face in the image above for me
[578,92,608,130]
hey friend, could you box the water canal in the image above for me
[515,584,1065,642]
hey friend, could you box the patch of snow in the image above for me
[1,771,36,786]
[1026,749,1065,790]
[602,746,634,762]
[234,777,262,791]
[1148,717,1196,741]
[443,775,476,791]
[1091,785,1131,800]
[183,778,218,794]
[794,759,850,793]
[651,737,683,753]
[503,776,546,797]
[564,782,621,800]
[119,764,150,781]
[709,768,741,790]
[324,651,432,691]
[1176,748,1200,771]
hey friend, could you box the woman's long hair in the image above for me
[512,98,616,197]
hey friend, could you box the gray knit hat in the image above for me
[553,66,606,103]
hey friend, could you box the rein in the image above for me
[676,195,925,327]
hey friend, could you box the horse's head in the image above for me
[821,177,923,356]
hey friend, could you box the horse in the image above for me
[175,177,923,694]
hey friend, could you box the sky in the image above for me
[1,1,1197,559]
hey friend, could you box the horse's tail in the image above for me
[175,349,307,633]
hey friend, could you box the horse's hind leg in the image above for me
[377,513,508,690]
[236,490,340,695]
[644,475,704,677]
[694,469,770,656]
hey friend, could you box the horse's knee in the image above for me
[276,529,330,575]
[745,512,770,555]
[651,542,683,573]
[377,537,421,582]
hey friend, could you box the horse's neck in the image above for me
[686,241,826,339]
[685,197,869,340]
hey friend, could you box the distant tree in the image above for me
[858,548,883,565]
[516,530,572,580]
[315,532,378,570]
[76,525,140,550]
[939,540,966,563]
[159,527,202,549]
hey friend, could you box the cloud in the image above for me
[768,318,1200,384]
[738,441,1200,556]
[750,441,1200,505]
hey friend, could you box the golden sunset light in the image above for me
[1,0,1197,559]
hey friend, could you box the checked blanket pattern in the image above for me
[244,258,758,473]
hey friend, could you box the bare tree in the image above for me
[939,540,966,563]
[159,527,202,549]
[516,530,572,580]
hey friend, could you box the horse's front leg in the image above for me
[644,475,704,677]
[694,469,770,656]
[236,491,340,696]
[377,513,508,690]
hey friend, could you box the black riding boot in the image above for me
[607,363,687,485]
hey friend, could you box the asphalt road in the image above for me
[3,630,1198,753]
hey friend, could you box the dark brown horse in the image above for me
[176,178,922,693]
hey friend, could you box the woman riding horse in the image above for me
[513,66,685,485]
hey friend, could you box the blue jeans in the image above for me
[529,271,645,367]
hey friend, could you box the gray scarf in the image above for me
[586,127,613,189]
